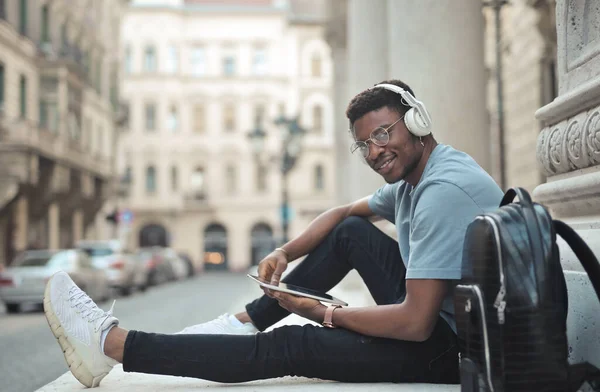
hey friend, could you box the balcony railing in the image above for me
[0,117,110,178]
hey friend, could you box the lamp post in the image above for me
[248,114,306,245]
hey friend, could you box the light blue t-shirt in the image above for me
[368,144,503,333]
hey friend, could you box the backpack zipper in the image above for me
[480,216,507,325]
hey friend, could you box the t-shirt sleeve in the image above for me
[406,181,484,280]
[368,183,398,223]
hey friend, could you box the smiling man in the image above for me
[43,80,503,387]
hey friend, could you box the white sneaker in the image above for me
[43,271,119,388]
[175,313,259,335]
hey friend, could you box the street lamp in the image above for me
[248,114,306,245]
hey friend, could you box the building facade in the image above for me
[0,0,127,268]
[483,0,557,191]
[118,0,336,271]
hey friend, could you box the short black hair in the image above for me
[345,79,415,129]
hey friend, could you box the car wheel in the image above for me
[120,286,132,296]
[6,303,20,314]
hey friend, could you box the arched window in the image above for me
[314,164,324,191]
[313,105,323,133]
[167,105,178,132]
[146,166,156,194]
[311,54,322,77]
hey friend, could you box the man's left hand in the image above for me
[273,292,325,322]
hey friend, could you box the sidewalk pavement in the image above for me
[36,271,459,392]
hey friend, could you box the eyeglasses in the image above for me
[350,116,404,159]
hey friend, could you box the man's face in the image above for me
[353,107,422,183]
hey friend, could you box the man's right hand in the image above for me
[257,249,289,297]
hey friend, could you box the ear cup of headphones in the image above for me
[404,107,431,137]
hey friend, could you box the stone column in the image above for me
[338,0,390,203]
[533,0,600,370]
[13,197,28,251]
[48,203,59,249]
[387,0,489,172]
[72,209,84,244]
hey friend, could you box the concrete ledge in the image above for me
[37,366,459,392]
[36,272,459,391]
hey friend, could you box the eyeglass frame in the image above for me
[350,115,405,159]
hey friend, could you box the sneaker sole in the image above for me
[43,277,109,388]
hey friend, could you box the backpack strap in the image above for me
[554,220,600,301]
[554,219,600,392]
[500,187,546,292]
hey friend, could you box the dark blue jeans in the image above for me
[122,217,459,383]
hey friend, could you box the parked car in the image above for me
[76,240,146,296]
[162,248,189,281]
[135,247,173,286]
[177,252,196,277]
[0,249,110,313]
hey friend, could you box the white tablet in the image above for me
[247,274,348,306]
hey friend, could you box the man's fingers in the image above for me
[270,272,282,286]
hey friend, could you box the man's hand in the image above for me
[273,292,325,322]
[257,249,288,297]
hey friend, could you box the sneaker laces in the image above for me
[68,286,116,332]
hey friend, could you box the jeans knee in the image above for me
[332,216,371,241]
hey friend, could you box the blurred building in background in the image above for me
[117,0,335,271]
[0,0,128,268]
[483,0,557,192]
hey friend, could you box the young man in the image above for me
[44,80,503,387]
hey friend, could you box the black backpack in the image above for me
[454,187,600,392]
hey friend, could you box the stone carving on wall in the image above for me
[537,103,600,175]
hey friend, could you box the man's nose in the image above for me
[368,143,385,162]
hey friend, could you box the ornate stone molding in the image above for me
[536,103,600,175]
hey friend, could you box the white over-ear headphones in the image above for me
[370,83,432,137]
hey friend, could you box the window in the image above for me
[19,0,27,36]
[145,103,156,131]
[96,125,102,155]
[311,54,322,77]
[223,104,235,132]
[223,55,236,76]
[0,0,5,20]
[40,5,50,43]
[191,167,205,198]
[166,45,178,74]
[256,165,267,192]
[171,166,178,191]
[124,166,132,184]
[19,75,27,118]
[312,105,323,133]
[314,165,324,191]
[146,166,157,194]
[226,165,237,194]
[278,102,285,117]
[191,47,206,76]
[95,57,102,94]
[61,22,68,51]
[193,104,205,133]
[167,106,178,132]
[124,46,132,74]
[144,46,157,72]
[252,47,267,75]
[254,104,265,126]
[0,63,4,111]
[39,100,58,132]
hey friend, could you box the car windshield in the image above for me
[81,247,114,257]
[13,252,55,267]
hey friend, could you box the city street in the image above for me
[0,272,260,392]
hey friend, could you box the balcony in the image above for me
[183,190,213,211]
[0,116,111,179]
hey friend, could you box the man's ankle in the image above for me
[104,327,128,363]
[234,311,254,326]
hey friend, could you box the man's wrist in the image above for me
[309,303,327,323]
[274,247,290,261]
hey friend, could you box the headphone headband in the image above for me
[371,84,432,128]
